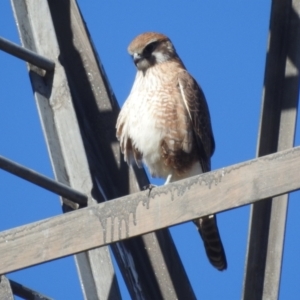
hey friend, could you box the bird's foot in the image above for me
[143,184,157,191]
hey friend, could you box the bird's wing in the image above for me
[177,70,215,172]
[177,71,227,270]
[116,100,143,167]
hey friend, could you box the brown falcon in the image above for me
[116,32,227,271]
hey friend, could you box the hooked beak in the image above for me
[133,53,142,65]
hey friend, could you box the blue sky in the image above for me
[1,1,299,299]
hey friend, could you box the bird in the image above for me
[116,32,227,271]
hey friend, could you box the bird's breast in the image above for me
[120,66,197,179]
[125,72,172,177]
[129,99,165,176]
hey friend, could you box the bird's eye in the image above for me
[143,41,159,56]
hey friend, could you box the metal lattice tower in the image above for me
[0,0,299,299]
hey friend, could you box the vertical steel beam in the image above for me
[243,0,300,299]
[10,0,121,299]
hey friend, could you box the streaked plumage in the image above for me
[116,32,227,270]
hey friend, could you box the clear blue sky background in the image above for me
[1,1,300,299]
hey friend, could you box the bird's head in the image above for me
[128,32,177,71]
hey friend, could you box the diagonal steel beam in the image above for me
[0,155,87,205]
[0,36,55,71]
[47,0,196,299]
[9,279,53,300]
[10,0,121,299]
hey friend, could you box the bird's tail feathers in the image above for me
[194,215,227,271]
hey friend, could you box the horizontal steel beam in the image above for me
[0,36,55,71]
[0,146,299,274]
[0,155,87,205]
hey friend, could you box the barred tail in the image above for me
[194,215,227,271]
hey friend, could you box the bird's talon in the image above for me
[143,184,157,191]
